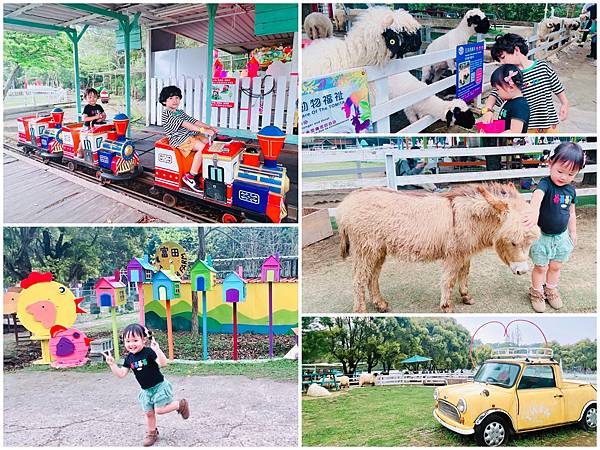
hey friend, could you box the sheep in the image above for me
[421,9,490,84]
[304,12,333,41]
[359,372,378,387]
[334,5,347,32]
[537,18,563,53]
[306,383,332,397]
[336,375,350,388]
[302,7,422,78]
[562,17,581,31]
[389,72,476,129]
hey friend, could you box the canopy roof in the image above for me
[4,3,293,53]
[400,355,433,364]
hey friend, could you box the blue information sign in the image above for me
[455,41,485,102]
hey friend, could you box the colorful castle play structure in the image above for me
[12,242,297,367]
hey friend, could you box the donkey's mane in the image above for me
[357,182,518,200]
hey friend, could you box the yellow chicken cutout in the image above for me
[17,272,86,364]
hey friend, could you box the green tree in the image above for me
[4,31,72,96]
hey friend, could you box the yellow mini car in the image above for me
[433,348,596,446]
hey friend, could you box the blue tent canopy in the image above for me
[401,355,432,364]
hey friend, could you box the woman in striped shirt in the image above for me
[159,86,218,192]
[480,33,569,133]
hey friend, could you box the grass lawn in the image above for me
[20,358,298,382]
[302,385,596,447]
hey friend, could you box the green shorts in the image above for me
[137,380,173,413]
[529,230,574,266]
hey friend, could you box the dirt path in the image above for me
[4,371,297,447]
[302,208,596,314]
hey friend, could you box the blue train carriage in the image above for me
[39,108,67,162]
[73,114,142,182]
[97,114,143,182]
[231,126,290,223]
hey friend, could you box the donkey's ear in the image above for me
[477,185,509,214]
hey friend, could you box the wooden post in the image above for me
[138,282,145,326]
[268,281,273,359]
[166,299,174,360]
[202,290,208,361]
[232,302,238,361]
[111,307,120,360]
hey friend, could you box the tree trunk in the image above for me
[4,64,20,99]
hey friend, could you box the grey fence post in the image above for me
[385,152,396,189]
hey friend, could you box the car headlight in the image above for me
[433,388,439,400]
[457,398,467,413]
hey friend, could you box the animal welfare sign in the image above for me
[455,41,485,102]
[302,68,372,134]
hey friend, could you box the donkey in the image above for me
[336,183,541,312]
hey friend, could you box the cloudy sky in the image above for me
[453,316,596,345]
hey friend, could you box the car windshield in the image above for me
[474,362,520,388]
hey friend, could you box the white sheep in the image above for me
[336,375,350,388]
[389,72,476,129]
[359,372,378,387]
[302,7,422,78]
[421,9,490,84]
[334,5,347,32]
[306,383,332,397]
[304,12,333,41]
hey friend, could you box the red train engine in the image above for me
[153,125,289,222]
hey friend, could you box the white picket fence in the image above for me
[376,372,474,386]
[149,74,298,137]
[302,142,598,195]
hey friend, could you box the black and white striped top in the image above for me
[491,60,565,129]
[161,109,200,147]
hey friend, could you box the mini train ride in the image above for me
[16,109,290,223]
[17,108,142,183]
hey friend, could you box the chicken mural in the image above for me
[49,325,92,368]
[17,272,88,365]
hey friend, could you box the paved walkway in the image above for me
[4,371,297,447]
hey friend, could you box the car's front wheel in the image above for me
[580,404,597,431]
[475,414,510,447]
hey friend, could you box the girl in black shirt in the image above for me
[489,64,530,133]
[104,324,190,446]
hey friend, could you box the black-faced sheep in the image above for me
[302,7,422,78]
[421,9,490,84]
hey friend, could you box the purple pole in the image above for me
[268,281,273,358]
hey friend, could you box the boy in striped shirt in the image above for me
[480,33,569,133]
[159,86,218,192]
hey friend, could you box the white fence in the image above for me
[376,372,474,386]
[149,74,298,137]
[302,142,598,195]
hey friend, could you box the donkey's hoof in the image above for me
[461,295,474,305]
[374,301,390,313]
[441,303,454,313]
[353,305,367,313]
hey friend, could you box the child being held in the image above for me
[159,85,218,192]
[523,143,585,312]
[78,88,107,158]
[486,64,530,133]
[481,33,568,133]
[104,324,189,446]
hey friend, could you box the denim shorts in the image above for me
[137,379,173,412]
[529,230,574,266]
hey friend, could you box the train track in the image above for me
[4,142,223,223]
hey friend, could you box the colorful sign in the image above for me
[155,242,189,278]
[211,78,236,108]
[455,41,485,102]
[302,68,372,134]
